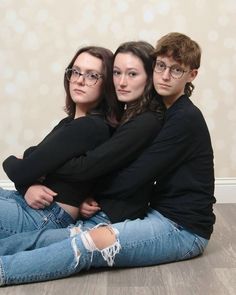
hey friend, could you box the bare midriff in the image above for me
[56,202,80,221]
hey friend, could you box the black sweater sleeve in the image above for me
[54,112,162,182]
[96,110,193,199]
[23,146,37,158]
[2,116,109,187]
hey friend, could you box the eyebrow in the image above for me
[113,66,139,71]
[156,59,182,67]
[72,65,101,73]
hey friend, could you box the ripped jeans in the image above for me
[0,209,209,286]
[0,188,75,239]
[0,211,111,255]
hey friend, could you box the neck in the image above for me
[163,93,184,109]
[74,104,88,119]
[74,102,98,119]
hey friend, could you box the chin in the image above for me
[117,97,128,103]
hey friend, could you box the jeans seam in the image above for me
[6,266,77,285]
[181,236,198,260]
[0,258,6,286]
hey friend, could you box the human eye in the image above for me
[71,68,80,77]
[171,65,183,75]
[113,69,121,76]
[86,72,99,81]
[155,61,166,71]
[128,71,138,78]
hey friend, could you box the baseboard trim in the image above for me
[214,177,236,203]
[0,178,235,203]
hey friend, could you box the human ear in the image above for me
[188,69,198,82]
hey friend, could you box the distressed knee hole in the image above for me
[70,226,82,237]
[71,237,82,268]
[88,226,117,250]
[82,226,121,266]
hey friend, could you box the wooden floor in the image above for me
[0,203,235,295]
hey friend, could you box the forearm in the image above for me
[97,120,192,199]
[55,112,161,182]
[2,116,109,186]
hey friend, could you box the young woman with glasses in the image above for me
[0,42,164,241]
[0,33,215,286]
[0,46,121,237]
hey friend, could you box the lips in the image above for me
[73,88,86,95]
[117,89,131,95]
[158,83,171,88]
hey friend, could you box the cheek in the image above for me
[91,85,102,101]
[113,78,120,90]
[137,79,147,94]
[69,83,73,95]
[153,73,158,84]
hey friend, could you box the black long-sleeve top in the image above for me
[92,95,216,239]
[3,111,161,212]
[2,114,112,206]
[52,111,162,220]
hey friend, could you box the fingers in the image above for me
[79,201,101,218]
[24,184,57,209]
[90,200,99,206]
[28,199,50,210]
[85,197,99,207]
[42,186,58,197]
[42,200,50,207]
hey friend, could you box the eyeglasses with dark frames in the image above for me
[65,68,103,86]
[154,60,188,79]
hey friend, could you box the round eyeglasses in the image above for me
[154,60,188,79]
[65,68,103,86]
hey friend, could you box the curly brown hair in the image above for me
[153,32,201,97]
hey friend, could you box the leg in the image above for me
[0,209,208,286]
[104,209,208,267]
[0,225,118,286]
[0,190,28,238]
[75,210,111,230]
[0,190,74,239]
[0,228,70,255]
[0,211,111,255]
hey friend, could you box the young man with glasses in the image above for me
[0,33,215,286]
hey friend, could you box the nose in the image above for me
[119,74,128,87]
[76,73,85,84]
[161,68,171,80]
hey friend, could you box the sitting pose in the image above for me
[0,45,121,237]
[0,32,215,286]
[0,41,163,245]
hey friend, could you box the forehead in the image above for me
[157,55,186,67]
[114,52,144,69]
[73,52,103,72]
[156,55,188,67]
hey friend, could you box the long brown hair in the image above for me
[114,41,164,124]
[64,46,122,125]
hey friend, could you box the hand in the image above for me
[79,197,101,219]
[24,184,57,209]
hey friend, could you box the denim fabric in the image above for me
[0,211,111,255]
[0,208,208,286]
[75,211,111,229]
[0,188,75,239]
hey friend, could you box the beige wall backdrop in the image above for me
[0,0,236,180]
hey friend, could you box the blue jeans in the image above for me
[0,211,111,255]
[0,188,75,239]
[0,209,208,286]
